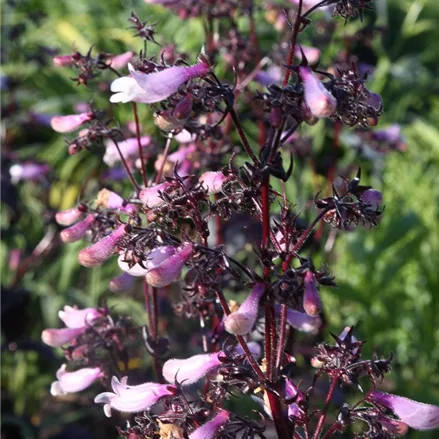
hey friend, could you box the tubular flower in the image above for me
[60,214,95,243]
[50,364,103,396]
[369,391,439,431]
[362,189,383,210]
[189,410,230,439]
[294,45,321,65]
[199,171,228,194]
[145,243,194,287]
[78,224,127,267]
[95,188,137,214]
[124,62,209,104]
[109,272,135,292]
[94,376,176,417]
[58,306,104,328]
[108,51,134,69]
[104,136,152,167]
[162,352,223,385]
[298,66,337,118]
[50,112,94,133]
[41,327,85,348]
[285,308,322,333]
[225,283,265,336]
[53,55,75,67]
[139,182,173,208]
[303,271,322,316]
[55,206,85,226]
[9,162,49,184]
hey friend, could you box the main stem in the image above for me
[312,375,339,439]
[132,102,147,186]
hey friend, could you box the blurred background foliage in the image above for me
[1,0,439,438]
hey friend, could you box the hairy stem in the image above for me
[155,134,173,184]
[111,138,139,193]
[313,375,339,439]
[132,102,147,186]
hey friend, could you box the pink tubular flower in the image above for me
[189,410,230,439]
[126,61,209,104]
[50,364,103,396]
[96,188,137,214]
[369,391,439,430]
[104,136,151,167]
[50,112,94,133]
[145,243,194,287]
[58,306,104,328]
[139,182,172,208]
[118,246,177,277]
[78,224,126,267]
[9,162,49,184]
[298,66,337,118]
[109,51,134,69]
[303,271,322,316]
[60,214,95,243]
[94,376,176,417]
[199,171,228,194]
[225,283,265,336]
[41,327,85,347]
[162,352,223,385]
[285,308,322,333]
[55,206,85,226]
[109,272,135,292]
[362,189,383,210]
[53,55,75,67]
[294,45,321,65]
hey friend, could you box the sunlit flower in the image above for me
[199,171,228,194]
[55,206,85,226]
[58,306,104,328]
[303,271,322,316]
[50,112,94,133]
[95,188,137,214]
[50,364,103,396]
[41,327,85,347]
[189,410,230,439]
[60,214,95,243]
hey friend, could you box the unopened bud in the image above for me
[55,206,86,226]
[60,214,95,243]
[362,189,382,210]
[199,171,227,194]
[96,188,137,214]
[50,112,94,133]
[298,66,337,118]
[41,327,85,347]
[225,283,265,336]
[303,271,322,316]
[78,224,126,267]
[139,182,172,208]
[173,93,193,120]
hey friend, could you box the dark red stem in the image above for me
[155,134,173,184]
[111,139,139,194]
[313,375,340,439]
[131,102,147,186]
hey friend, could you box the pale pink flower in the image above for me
[303,271,322,316]
[225,283,265,336]
[294,45,321,65]
[78,224,126,267]
[189,410,230,439]
[139,182,173,208]
[163,352,223,385]
[199,171,228,194]
[60,214,95,243]
[95,188,137,214]
[41,327,85,347]
[50,364,103,395]
[369,391,439,430]
[109,51,134,69]
[50,112,94,133]
[103,136,152,167]
[58,306,104,328]
[53,55,75,67]
[298,66,337,118]
[94,376,176,417]
[55,206,85,226]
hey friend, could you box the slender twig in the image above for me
[313,375,340,439]
[132,102,147,186]
[155,134,173,184]
[111,138,140,193]
[321,422,342,439]
[276,304,288,370]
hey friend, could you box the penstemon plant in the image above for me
[40,0,439,438]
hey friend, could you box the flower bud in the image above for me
[225,283,265,336]
[60,214,95,243]
[145,243,194,287]
[53,55,75,67]
[50,364,103,396]
[367,92,383,112]
[41,327,85,347]
[368,391,439,431]
[362,189,382,210]
[173,93,193,120]
[50,112,94,133]
[199,171,227,194]
[78,224,126,267]
[298,66,337,118]
[139,182,172,208]
[109,272,135,292]
[96,188,137,214]
[303,271,322,316]
[163,352,222,385]
[109,51,134,70]
[58,306,104,328]
[189,410,230,439]
[55,206,85,226]
[94,376,176,417]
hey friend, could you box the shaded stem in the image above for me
[266,389,291,439]
[111,138,139,193]
[228,107,259,164]
[276,304,288,370]
[132,102,147,186]
[155,134,173,184]
[313,375,339,439]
